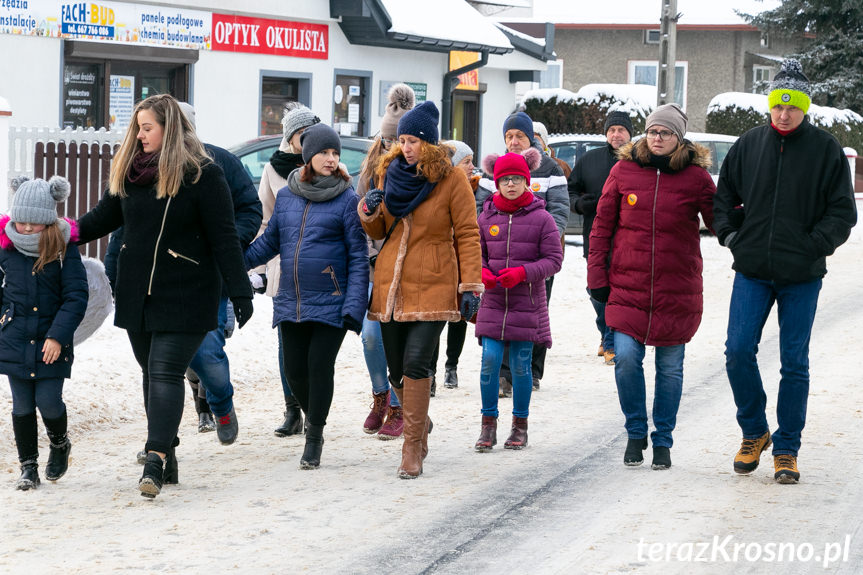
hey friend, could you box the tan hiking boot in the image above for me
[733,431,771,474]
[774,454,800,484]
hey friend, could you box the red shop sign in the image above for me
[211,14,328,59]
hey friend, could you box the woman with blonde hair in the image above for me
[77,94,253,498]
[358,101,483,479]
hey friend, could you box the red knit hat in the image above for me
[492,152,531,187]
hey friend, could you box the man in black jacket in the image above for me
[714,59,857,484]
[568,111,632,365]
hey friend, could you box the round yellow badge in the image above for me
[489,225,500,236]
[627,193,638,206]
[531,182,541,192]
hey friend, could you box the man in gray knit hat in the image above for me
[714,58,857,484]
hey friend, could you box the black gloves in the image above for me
[590,286,611,304]
[231,297,254,329]
[363,189,384,213]
[460,292,482,321]
[343,315,362,334]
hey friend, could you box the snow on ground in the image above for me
[1,212,861,574]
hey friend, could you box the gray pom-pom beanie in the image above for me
[11,175,70,225]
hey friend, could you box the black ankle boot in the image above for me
[17,460,40,491]
[651,446,672,470]
[300,424,324,469]
[275,396,304,437]
[163,444,178,485]
[43,411,71,481]
[624,437,648,466]
[139,453,165,498]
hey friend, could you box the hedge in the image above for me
[523,94,648,135]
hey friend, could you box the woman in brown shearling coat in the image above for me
[358,101,483,479]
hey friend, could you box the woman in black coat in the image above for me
[77,94,253,499]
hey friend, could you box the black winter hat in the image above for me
[300,123,341,164]
[603,111,634,137]
[398,100,440,144]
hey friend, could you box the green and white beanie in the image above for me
[768,59,811,114]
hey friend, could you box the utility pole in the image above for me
[657,0,678,106]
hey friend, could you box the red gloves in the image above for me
[497,266,527,288]
[481,267,498,290]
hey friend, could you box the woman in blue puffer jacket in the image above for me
[245,123,367,470]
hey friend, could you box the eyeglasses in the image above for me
[381,138,396,149]
[500,175,525,185]
[646,129,675,141]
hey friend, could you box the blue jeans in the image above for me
[725,273,821,456]
[188,296,234,417]
[588,287,614,352]
[361,283,399,407]
[613,331,685,448]
[479,338,533,418]
[8,376,65,418]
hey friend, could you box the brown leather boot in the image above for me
[398,376,431,479]
[475,415,497,452]
[504,416,528,450]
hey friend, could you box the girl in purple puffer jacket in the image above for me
[474,150,563,452]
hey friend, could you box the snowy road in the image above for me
[1,222,861,574]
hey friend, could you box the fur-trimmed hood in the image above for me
[481,147,542,178]
[617,139,712,171]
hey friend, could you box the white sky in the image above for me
[530,0,782,25]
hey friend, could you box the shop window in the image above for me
[261,77,299,136]
[333,72,370,137]
[63,63,103,129]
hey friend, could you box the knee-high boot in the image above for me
[42,410,71,481]
[398,376,431,479]
[12,413,40,490]
[391,378,433,461]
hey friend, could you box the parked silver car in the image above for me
[228,134,373,188]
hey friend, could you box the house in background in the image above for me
[496,0,804,131]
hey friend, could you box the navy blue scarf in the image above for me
[383,156,436,217]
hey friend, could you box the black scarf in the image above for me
[128,151,159,185]
[383,156,436,217]
[270,150,304,179]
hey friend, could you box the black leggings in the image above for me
[430,319,468,374]
[380,321,446,384]
[127,331,206,454]
[279,321,347,427]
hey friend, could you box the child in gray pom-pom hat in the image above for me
[0,175,89,491]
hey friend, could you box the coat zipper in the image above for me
[767,137,785,276]
[167,249,199,265]
[294,202,313,319]
[500,213,513,340]
[322,265,342,296]
[148,197,172,296]
[643,169,660,344]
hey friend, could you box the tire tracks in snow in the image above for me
[350,272,863,575]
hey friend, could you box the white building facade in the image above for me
[0,0,553,158]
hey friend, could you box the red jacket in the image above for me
[587,140,715,346]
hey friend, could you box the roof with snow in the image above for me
[331,0,514,55]
[526,0,782,28]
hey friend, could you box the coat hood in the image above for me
[617,139,712,171]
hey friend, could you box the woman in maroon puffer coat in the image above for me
[587,104,715,471]
[474,150,563,452]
